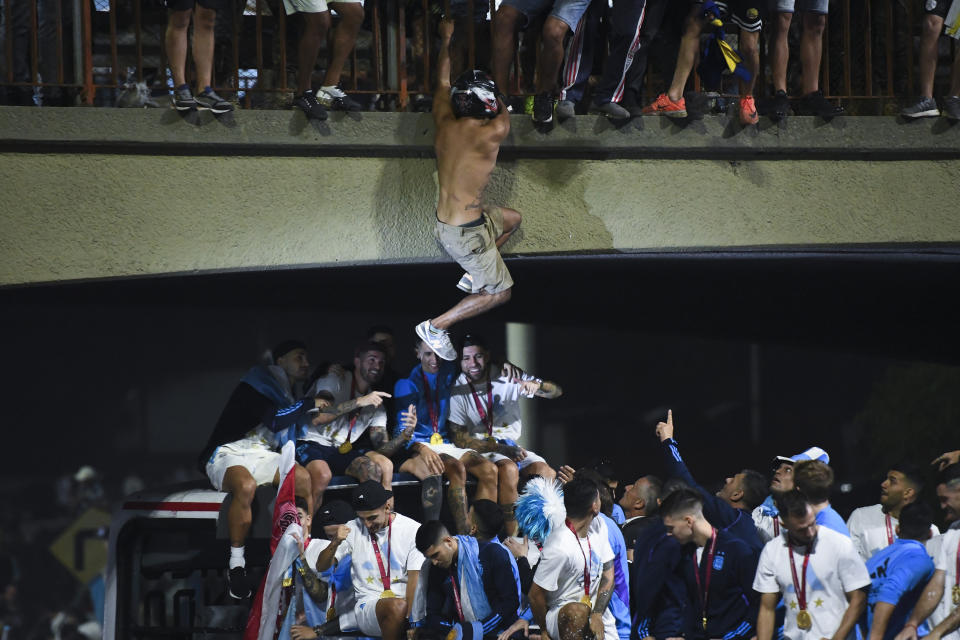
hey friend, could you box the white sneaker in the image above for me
[317,85,362,111]
[456,273,473,293]
[415,320,457,361]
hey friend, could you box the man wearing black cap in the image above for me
[315,481,426,640]
[414,19,521,363]
[198,339,322,599]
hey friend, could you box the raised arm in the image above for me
[433,19,455,125]
[370,405,417,458]
[315,525,349,572]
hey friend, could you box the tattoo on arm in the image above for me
[370,426,407,458]
[300,559,328,602]
[316,399,359,423]
[449,422,498,453]
[592,562,614,613]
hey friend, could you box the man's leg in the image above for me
[364,451,394,491]
[431,289,512,331]
[737,28,759,124]
[796,9,841,115]
[298,11,331,95]
[293,463,314,515]
[491,5,524,94]
[461,451,499,501]
[375,597,410,640]
[557,602,592,640]
[666,10,703,102]
[305,459,333,512]
[920,13,944,99]
[769,11,793,94]
[220,465,258,598]
[443,454,470,533]
[322,2,363,89]
[192,4,216,90]
[166,8,192,87]
[345,452,387,485]
[495,459,520,535]
[398,454,445,523]
[495,207,522,249]
[522,460,556,482]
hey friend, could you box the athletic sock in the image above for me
[427,322,443,336]
[229,546,245,569]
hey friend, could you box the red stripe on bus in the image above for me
[122,501,222,511]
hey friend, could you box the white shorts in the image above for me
[483,449,547,470]
[205,445,280,491]
[546,605,618,640]
[354,598,384,636]
[426,442,477,461]
[282,0,361,14]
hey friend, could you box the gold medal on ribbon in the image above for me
[430,432,443,445]
[487,436,497,443]
[339,441,353,454]
[953,584,960,605]
[580,595,592,606]
[796,610,812,630]
[327,607,336,619]
[380,589,396,599]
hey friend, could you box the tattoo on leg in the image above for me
[346,456,382,483]
[422,474,443,522]
[448,486,469,534]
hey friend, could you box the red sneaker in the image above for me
[739,95,759,125]
[641,93,687,118]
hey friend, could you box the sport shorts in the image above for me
[205,444,280,491]
[924,0,952,18]
[771,0,829,14]
[356,598,386,636]
[434,206,514,295]
[282,0,362,15]
[295,440,366,476]
[500,0,592,32]
[696,0,763,31]
[165,0,228,10]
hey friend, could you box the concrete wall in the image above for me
[2,106,959,286]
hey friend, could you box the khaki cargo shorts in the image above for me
[434,205,514,294]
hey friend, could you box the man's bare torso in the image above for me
[435,115,509,227]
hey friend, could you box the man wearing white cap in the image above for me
[752,447,830,544]
[847,462,940,562]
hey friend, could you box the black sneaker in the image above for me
[195,87,234,113]
[228,566,251,599]
[293,90,329,120]
[533,92,554,124]
[799,90,843,118]
[317,85,362,112]
[772,89,790,120]
[171,84,196,111]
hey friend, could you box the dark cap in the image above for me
[351,480,393,511]
[316,500,356,527]
[272,339,307,362]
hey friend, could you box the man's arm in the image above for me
[894,570,945,640]
[313,391,391,426]
[869,602,896,640]
[832,588,868,640]
[448,420,524,459]
[589,562,615,640]
[406,569,420,610]
[928,601,960,640]
[528,582,551,640]
[369,405,417,458]
[315,525,350,572]
[433,19,455,124]
[755,592,779,640]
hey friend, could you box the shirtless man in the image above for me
[414,19,522,362]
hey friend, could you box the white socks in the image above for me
[229,546,245,570]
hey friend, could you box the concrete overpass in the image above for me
[1,106,959,288]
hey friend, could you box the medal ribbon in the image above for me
[342,376,360,445]
[788,544,811,612]
[420,371,440,434]
[450,567,465,622]
[692,528,718,630]
[467,378,494,436]
[885,514,894,546]
[773,518,780,537]
[566,520,593,602]
[370,517,393,592]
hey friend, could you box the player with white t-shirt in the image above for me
[847,463,939,562]
[529,477,617,640]
[315,481,425,640]
[754,489,870,640]
[296,342,399,509]
[447,334,561,533]
[894,464,960,640]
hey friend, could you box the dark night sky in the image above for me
[2,250,959,517]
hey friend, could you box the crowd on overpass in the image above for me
[199,328,960,640]
[2,0,959,120]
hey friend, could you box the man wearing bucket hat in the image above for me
[752,447,830,544]
[314,481,425,640]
